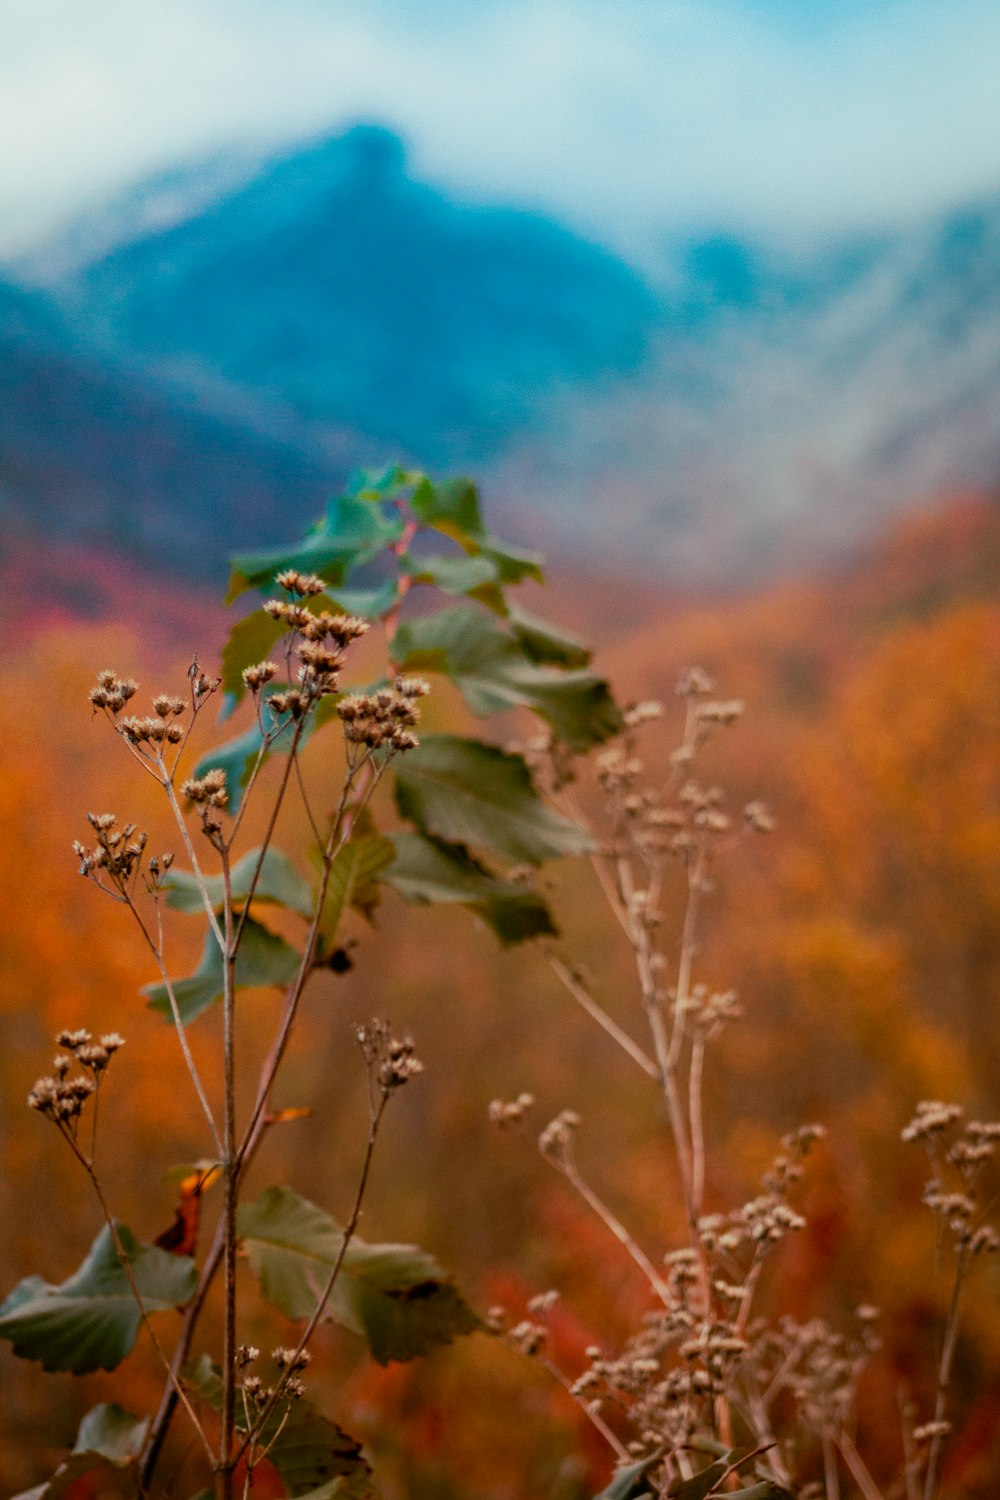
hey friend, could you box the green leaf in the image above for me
[385,833,556,945]
[145,917,301,1024]
[479,534,545,585]
[595,1456,658,1499]
[410,476,484,543]
[668,1461,727,1499]
[0,1224,195,1374]
[327,579,400,619]
[344,463,415,502]
[75,1404,149,1461]
[393,734,592,866]
[318,830,395,943]
[508,604,592,667]
[238,1186,483,1365]
[227,535,350,603]
[220,607,288,709]
[186,1354,372,1497]
[392,606,619,750]
[403,551,501,597]
[163,847,313,919]
[227,486,406,601]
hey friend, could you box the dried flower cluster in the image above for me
[338,677,429,755]
[355,1018,426,1095]
[489,670,1000,1499]
[28,1027,124,1140]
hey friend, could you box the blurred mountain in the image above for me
[51,124,661,466]
[4,124,999,582]
[0,277,336,580]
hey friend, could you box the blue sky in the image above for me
[2,0,999,265]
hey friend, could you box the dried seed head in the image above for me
[276,569,327,596]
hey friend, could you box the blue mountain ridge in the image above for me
[57,124,662,467]
[5,122,999,582]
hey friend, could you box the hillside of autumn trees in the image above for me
[1,490,999,1496]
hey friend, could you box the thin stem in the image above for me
[552,1152,673,1307]
[230,717,306,950]
[236,1091,390,1461]
[838,1430,886,1500]
[689,1033,706,1219]
[540,1354,630,1461]
[127,890,222,1155]
[545,949,659,1081]
[823,1435,842,1500]
[236,756,384,1171]
[60,1129,214,1464]
[922,1246,969,1500]
[218,847,238,1498]
[161,777,225,951]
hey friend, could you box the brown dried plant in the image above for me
[490,670,1000,1500]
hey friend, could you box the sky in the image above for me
[2,0,999,266]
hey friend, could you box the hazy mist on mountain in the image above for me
[5,123,999,582]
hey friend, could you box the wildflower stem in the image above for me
[126,891,222,1155]
[544,949,659,1080]
[235,1091,391,1463]
[540,1355,630,1461]
[922,1245,969,1500]
[837,1430,885,1500]
[218,846,238,1497]
[60,1129,214,1465]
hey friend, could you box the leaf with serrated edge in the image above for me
[238,1186,483,1365]
[393,734,592,866]
[145,917,300,1025]
[508,603,592,667]
[392,606,619,750]
[186,1354,372,1497]
[318,832,395,942]
[164,847,313,919]
[385,833,556,945]
[0,1225,195,1374]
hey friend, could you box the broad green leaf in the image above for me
[403,551,500,597]
[75,1404,149,1461]
[220,606,288,710]
[595,1456,658,1499]
[322,491,406,549]
[164,847,313,919]
[186,1354,372,1497]
[317,831,395,943]
[0,1225,195,1374]
[508,604,591,667]
[344,463,415,502]
[410,476,484,542]
[238,1187,483,1365]
[393,734,592,866]
[327,579,400,619]
[392,606,619,750]
[385,833,556,945]
[228,535,350,602]
[479,534,545,585]
[145,917,301,1025]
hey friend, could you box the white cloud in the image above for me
[1,0,998,263]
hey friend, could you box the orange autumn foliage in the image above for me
[1,491,999,1495]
